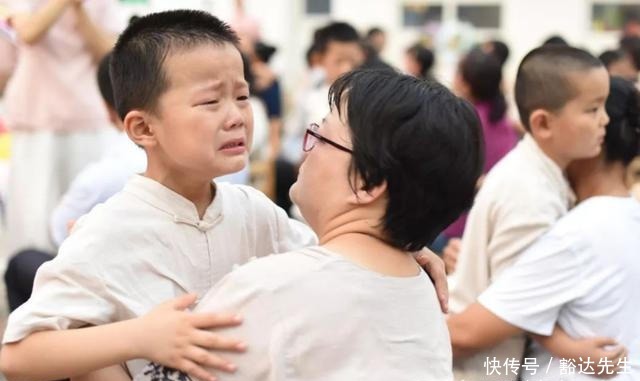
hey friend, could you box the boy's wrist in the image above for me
[123,317,148,359]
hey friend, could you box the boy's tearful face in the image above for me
[548,67,610,166]
[148,42,254,180]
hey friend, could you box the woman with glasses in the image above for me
[135,69,484,381]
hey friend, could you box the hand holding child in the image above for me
[534,326,628,379]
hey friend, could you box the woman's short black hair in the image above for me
[329,69,484,251]
[604,76,640,165]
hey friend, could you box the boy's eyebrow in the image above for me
[234,80,249,89]
[195,81,223,92]
[590,95,608,103]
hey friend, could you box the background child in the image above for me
[447,45,610,380]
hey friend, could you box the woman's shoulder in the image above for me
[226,247,335,289]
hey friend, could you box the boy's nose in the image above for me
[223,105,244,130]
[602,110,610,126]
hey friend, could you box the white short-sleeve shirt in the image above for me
[135,246,453,381]
[479,196,640,380]
[448,134,575,380]
[3,175,317,375]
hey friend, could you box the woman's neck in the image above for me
[318,218,420,277]
[574,161,629,203]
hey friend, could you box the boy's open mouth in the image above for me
[220,139,245,150]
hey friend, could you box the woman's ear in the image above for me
[529,109,553,141]
[347,180,388,205]
[124,110,157,148]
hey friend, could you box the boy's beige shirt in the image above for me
[448,134,575,381]
[2,175,317,375]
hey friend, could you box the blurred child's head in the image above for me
[96,52,122,130]
[600,49,638,82]
[305,41,321,69]
[254,41,276,64]
[365,27,386,54]
[404,43,434,80]
[482,39,510,66]
[454,47,506,123]
[313,22,362,84]
[110,10,253,181]
[620,36,640,72]
[515,45,610,168]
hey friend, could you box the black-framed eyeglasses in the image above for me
[303,123,353,154]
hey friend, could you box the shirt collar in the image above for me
[123,175,223,231]
[521,134,577,207]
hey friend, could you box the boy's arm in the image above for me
[1,318,140,381]
[0,294,244,381]
[533,325,627,378]
[10,0,76,45]
[72,364,131,381]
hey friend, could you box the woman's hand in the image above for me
[534,326,628,379]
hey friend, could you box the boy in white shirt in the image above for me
[446,45,610,380]
[0,11,447,381]
[0,10,317,381]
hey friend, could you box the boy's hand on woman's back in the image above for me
[132,294,246,381]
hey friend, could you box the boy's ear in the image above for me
[347,180,388,206]
[529,109,553,141]
[124,110,157,148]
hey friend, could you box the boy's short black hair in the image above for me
[314,21,360,54]
[543,35,568,46]
[515,45,603,131]
[97,52,115,110]
[329,69,484,251]
[110,10,239,120]
[604,77,640,165]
